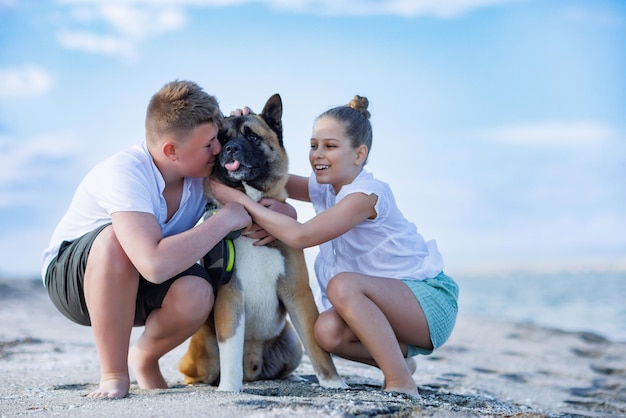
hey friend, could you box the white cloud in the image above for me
[57,0,519,18]
[269,0,520,18]
[0,133,79,187]
[69,3,186,38]
[482,121,617,148]
[51,0,518,59]
[55,3,186,59]
[57,30,136,58]
[0,66,54,99]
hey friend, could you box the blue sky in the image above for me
[0,0,624,280]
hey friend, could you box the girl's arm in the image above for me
[286,174,310,202]
[246,198,297,246]
[210,179,377,249]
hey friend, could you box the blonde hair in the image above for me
[145,80,223,145]
[318,95,372,163]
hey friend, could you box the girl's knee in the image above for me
[326,272,357,307]
[313,316,329,348]
[313,312,342,353]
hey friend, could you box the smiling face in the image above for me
[309,116,367,193]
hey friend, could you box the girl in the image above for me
[211,96,459,398]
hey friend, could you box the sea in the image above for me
[454,270,626,343]
[4,269,626,344]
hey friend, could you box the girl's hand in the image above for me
[259,198,297,220]
[245,199,298,246]
[243,223,274,246]
[208,178,247,205]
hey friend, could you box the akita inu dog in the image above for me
[178,94,346,392]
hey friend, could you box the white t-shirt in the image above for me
[41,142,207,282]
[309,169,444,310]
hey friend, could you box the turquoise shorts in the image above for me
[401,271,459,356]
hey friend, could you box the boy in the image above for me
[41,80,251,399]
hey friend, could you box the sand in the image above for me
[1,278,625,417]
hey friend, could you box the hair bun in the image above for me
[347,95,370,119]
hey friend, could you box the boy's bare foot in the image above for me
[87,373,130,399]
[129,346,168,389]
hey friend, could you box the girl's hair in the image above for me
[145,80,224,145]
[318,95,373,163]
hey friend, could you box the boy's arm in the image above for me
[111,202,250,284]
[286,174,310,202]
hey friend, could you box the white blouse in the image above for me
[308,170,444,310]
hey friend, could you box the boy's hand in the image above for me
[221,201,251,232]
[229,106,255,117]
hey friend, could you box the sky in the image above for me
[0,0,624,280]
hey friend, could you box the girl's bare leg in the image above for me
[128,275,213,389]
[314,273,431,398]
[83,227,138,399]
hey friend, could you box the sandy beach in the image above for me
[1,278,625,417]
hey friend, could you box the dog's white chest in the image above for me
[234,236,285,336]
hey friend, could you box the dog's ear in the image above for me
[260,94,283,145]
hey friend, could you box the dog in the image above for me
[178,94,346,392]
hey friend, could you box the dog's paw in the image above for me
[182,376,205,385]
[285,374,307,383]
[217,382,243,392]
[318,378,349,389]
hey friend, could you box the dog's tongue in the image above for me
[225,160,240,171]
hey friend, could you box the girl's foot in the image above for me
[382,357,418,387]
[406,357,417,375]
[382,357,420,399]
[129,346,168,389]
[87,373,130,399]
[384,386,421,400]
